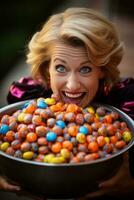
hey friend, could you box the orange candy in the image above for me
[67,125,78,137]
[24,104,37,114]
[103,115,112,124]
[5,131,15,142]
[115,140,126,149]
[110,135,118,144]
[26,132,37,143]
[51,142,62,153]
[66,104,82,113]
[96,136,106,147]
[62,140,73,151]
[88,141,99,153]
[70,156,80,163]
[50,102,64,112]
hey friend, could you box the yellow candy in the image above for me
[95,113,100,120]
[60,148,71,159]
[86,106,95,114]
[49,156,65,164]
[45,98,56,105]
[76,133,86,143]
[43,154,55,163]
[23,151,34,160]
[18,113,25,122]
[1,142,10,151]
[105,137,110,143]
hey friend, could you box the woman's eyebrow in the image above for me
[53,58,91,68]
[53,58,67,64]
[80,61,90,65]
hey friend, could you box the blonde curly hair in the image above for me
[26,7,124,87]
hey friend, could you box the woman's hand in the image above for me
[84,152,134,199]
[0,176,20,192]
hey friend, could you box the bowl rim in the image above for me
[0,100,134,167]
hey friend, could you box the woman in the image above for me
[1,7,134,199]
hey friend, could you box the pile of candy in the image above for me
[0,98,132,164]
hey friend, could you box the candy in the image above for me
[5,131,15,142]
[46,132,57,142]
[0,124,10,134]
[49,156,65,164]
[43,154,55,163]
[37,100,47,109]
[0,97,132,164]
[56,120,66,129]
[76,133,86,143]
[68,125,78,137]
[21,141,31,152]
[122,131,132,142]
[78,126,88,135]
[51,142,62,153]
[26,132,37,143]
[60,148,71,159]
[45,98,56,105]
[23,151,34,160]
[0,142,10,151]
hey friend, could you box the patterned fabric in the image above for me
[7,77,52,103]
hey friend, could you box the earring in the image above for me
[104,83,111,96]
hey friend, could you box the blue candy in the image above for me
[22,100,35,109]
[46,132,57,142]
[0,124,10,134]
[56,120,66,129]
[22,101,30,109]
[37,101,48,109]
[78,126,88,135]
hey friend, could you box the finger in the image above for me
[0,176,20,191]
[51,93,60,101]
[84,188,109,198]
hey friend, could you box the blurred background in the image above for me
[0,0,134,199]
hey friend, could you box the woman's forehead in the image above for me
[50,42,89,61]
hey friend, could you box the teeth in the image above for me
[64,92,83,98]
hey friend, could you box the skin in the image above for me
[49,42,104,108]
[0,176,20,191]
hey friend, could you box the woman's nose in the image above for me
[66,74,81,91]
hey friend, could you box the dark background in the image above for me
[0,0,134,82]
[0,0,66,82]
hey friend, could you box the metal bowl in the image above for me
[0,101,134,199]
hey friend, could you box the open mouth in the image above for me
[61,91,86,105]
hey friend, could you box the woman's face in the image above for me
[49,42,103,108]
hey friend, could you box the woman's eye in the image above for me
[56,65,66,73]
[80,66,92,74]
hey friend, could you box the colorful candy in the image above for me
[0,97,133,164]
